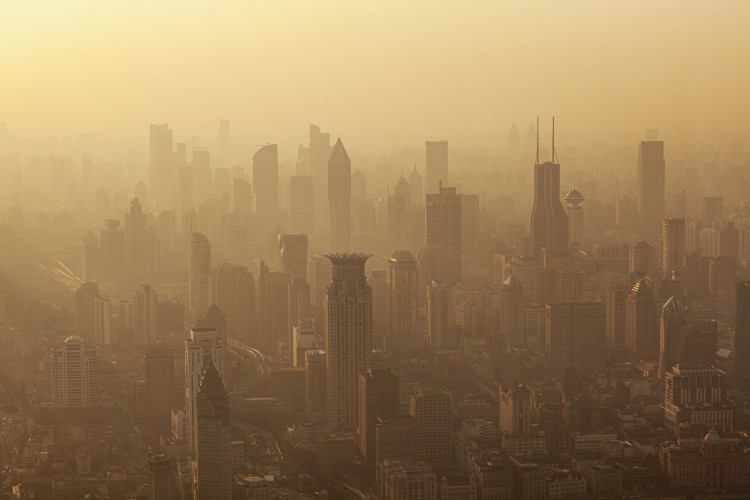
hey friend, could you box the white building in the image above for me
[185,327,225,451]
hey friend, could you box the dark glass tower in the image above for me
[530,160,568,258]
[736,281,750,388]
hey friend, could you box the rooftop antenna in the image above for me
[535,116,539,165]
[552,116,555,163]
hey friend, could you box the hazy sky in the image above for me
[2,0,749,149]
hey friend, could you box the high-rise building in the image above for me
[427,280,451,350]
[637,140,666,244]
[499,384,531,435]
[148,452,179,500]
[546,303,605,378]
[185,328,225,451]
[379,459,438,500]
[664,365,732,436]
[658,296,686,381]
[51,336,100,407]
[328,138,352,252]
[133,284,158,345]
[662,217,686,278]
[280,233,309,282]
[74,282,111,345]
[310,124,331,229]
[500,276,525,348]
[702,196,724,226]
[325,253,372,430]
[100,219,125,282]
[376,415,416,465]
[211,263,255,343]
[425,185,462,285]
[530,157,568,258]
[605,282,629,363]
[460,193,480,255]
[371,270,389,337]
[388,250,419,337]
[305,349,327,416]
[425,141,448,194]
[736,282,750,389]
[629,240,656,277]
[289,175,315,233]
[410,389,452,466]
[409,166,424,207]
[124,197,151,280]
[564,188,585,250]
[292,319,317,368]
[258,261,292,350]
[189,232,212,321]
[144,342,176,420]
[358,368,400,468]
[624,278,658,363]
[150,123,174,208]
[195,361,232,500]
[253,144,279,234]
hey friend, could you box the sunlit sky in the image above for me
[2,0,749,150]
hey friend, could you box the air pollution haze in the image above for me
[2,2,750,500]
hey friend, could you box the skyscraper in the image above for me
[279,233,309,282]
[624,278,658,363]
[564,188,585,250]
[662,217,686,279]
[409,165,424,207]
[149,123,174,209]
[289,175,315,233]
[258,261,292,350]
[425,141,448,194]
[605,282,629,363]
[189,232,212,321]
[195,361,232,500]
[629,240,656,277]
[310,124,331,229]
[148,452,179,500]
[253,144,279,234]
[100,219,125,282]
[305,349,327,416]
[410,388,452,466]
[499,384,531,435]
[388,250,419,337]
[74,282,111,345]
[499,275,525,348]
[735,282,750,389]
[325,253,372,430]
[637,139,666,244]
[145,341,176,416]
[358,367,400,468]
[185,327,225,451]
[427,280,451,350]
[328,138,352,252]
[425,185,462,286]
[133,284,158,345]
[530,154,569,258]
[124,197,149,280]
[546,302,605,378]
[51,336,100,407]
[211,263,255,343]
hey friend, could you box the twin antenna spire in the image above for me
[535,116,557,165]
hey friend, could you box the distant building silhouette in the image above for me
[328,139,352,252]
[425,185,462,286]
[425,141,448,194]
[185,327,225,452]
[637,139,665,244]
[189,232,212,321]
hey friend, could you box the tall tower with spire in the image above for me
[195,360,232,500]
[328,138,352,252]
[530,118,569,258]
